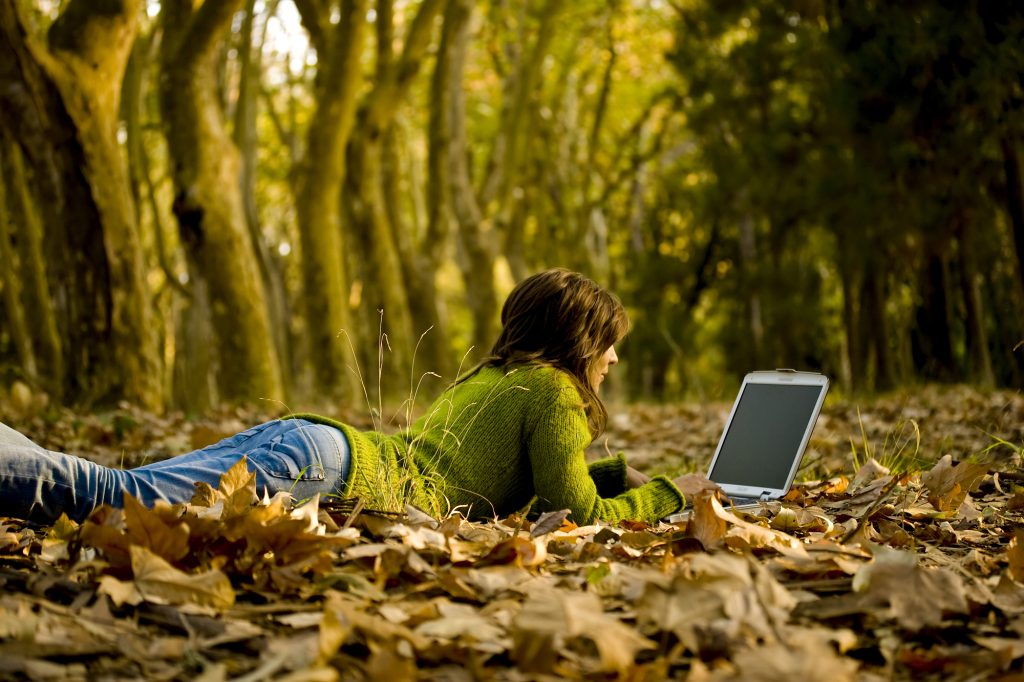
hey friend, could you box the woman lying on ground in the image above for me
[0,268,711,526]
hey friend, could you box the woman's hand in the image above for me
[672,473,719,502]
[625,465,651,489]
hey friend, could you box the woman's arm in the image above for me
[527,384,684,524]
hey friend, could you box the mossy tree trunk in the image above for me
[293,0,369,399]
[159,0,284,405]
[446,0,565,359]
[344,0,447,393]
[0,0,162,410]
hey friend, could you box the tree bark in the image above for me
[1001,136,1024,299]
[344,0,447,392]
[864,257,895,391]
[160,0,284,405]
[447,0,500,357]
[0,156,36,381]
[234,0,292,396]
[294,0,369,398]
[911,248,957,381]
[0,136,62,396]
[0,0,163,409]
[956,220,995,387]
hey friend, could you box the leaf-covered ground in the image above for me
[1,385,1023,681]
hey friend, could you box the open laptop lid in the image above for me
[706,370,829,502]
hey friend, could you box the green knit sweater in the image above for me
[290,364,683,524]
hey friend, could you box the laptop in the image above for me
[665,369,829,522]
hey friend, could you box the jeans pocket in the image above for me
[248,426,329,481]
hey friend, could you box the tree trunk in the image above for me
[1001,136,1024,299]
[160,0,284,405]
[956,220,995,387]
[234,0,292,395]
[0,158,36,381]
[864,258,894,390]
[385,127,454,382]
[343,0,446,394]
[837,237,864,393]
[447,0,499,357]
[0,136,62,396]
[911,249,957,381]
[294,0,369,398]
[0,0,163,410]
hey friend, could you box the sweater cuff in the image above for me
[588,454,628,497]
[644,475,686,518]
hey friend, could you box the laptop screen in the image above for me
[707,383,824,490]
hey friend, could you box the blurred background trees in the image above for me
[0,0,1021,413]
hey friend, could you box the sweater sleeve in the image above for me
[587,455,628,497]
[527,380,684,525]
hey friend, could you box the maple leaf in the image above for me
[512,588,655,674]
[122,495,190,563]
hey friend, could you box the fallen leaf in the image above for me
[477,536,547,568]
[512,588,654,674]
[123,495,190,562]
[851,547,968,630]
[529,509,571,538]
[689,490,726,549]
[725,627,860,681]
[130,545,235,610]
[921,455,988,512]
[1009,531,1024,584]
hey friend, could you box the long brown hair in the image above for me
[475,268,629,435]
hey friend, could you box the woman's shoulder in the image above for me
[480,361,574,390]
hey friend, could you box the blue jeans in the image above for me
[0,419,351,524]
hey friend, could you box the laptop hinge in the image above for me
[759,491,772,501]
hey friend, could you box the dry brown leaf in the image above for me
[413,599,507,650]
[921,455,989,512]
[638,553,795,655]
[848,458,890,493]
[530,509,571,538]
[708,497,809,558]
[512,588,654,674]
[689,490,726,548]
[1009,531,1024,584]
[476,536,547,568]
[130,545,235,610]
[123,495,190,562]
[724,628,860,681]
[851,547,968,630]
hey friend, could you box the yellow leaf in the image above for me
[47,513,78,541]
[123,495,190,562]
[1009,531,1024,584]
[218,455,257,500]
[98,575,143,606]
[190,482,220,508]
[130,545,235,610]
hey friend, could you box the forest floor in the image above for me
[1,385,1023,681]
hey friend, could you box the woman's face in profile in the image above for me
[594,345,619,388]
